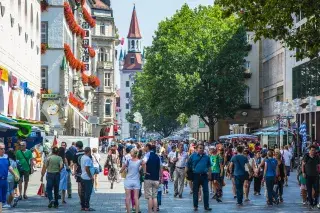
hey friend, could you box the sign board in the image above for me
[41,94,60,99]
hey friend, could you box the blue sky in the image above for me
[111,0,214,87]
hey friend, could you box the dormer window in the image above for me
[130,57,135,64]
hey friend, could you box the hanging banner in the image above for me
[0,66,9,82]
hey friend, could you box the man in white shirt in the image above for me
[80,147,95,211]
[173,143,188,198]
[280,145,292,186]
[168,145,177,181]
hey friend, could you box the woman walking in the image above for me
[276,151,286,202]
[58,147,68,204]
[263,150,279,206]
[244,149,255,202]
[105,146,119,189]
[92,148,101,191]
[120,148,142,213]
[253,151,263,195]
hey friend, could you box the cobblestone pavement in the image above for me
[3,157,317,213]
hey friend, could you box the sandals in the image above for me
[23,195,28,199]
[84,208,96,211]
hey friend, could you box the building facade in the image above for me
[41,0,96,135]
[0,0,41,121]
[119,6,143,139]
[91,0,118,139]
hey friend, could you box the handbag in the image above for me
[187,154,204,181]
[93,154,102,173]
[104,168,109,176]
[13,168,20,183]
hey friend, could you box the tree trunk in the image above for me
[209,123,216,142]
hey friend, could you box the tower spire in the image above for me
[127,5,142,39]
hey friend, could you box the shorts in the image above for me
[7,181,15,194]
[144,180,159,199]
[244,172,253,181]
[19,171,30,183]
[124,180,140,190]
[285,166,290,176]
[211,173,221,181]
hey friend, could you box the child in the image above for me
[162,167,170,194]
[297,158,307,205]
[157,183,163,211]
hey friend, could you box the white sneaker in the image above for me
[3,204,11,208]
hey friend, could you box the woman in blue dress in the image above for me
[58,147,68,204]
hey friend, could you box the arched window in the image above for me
[36,12,39,33]
[131,40,135,49]
[105,100,111,116]
[136,40,139,50]
[25,0,27,16]
[98,48,105,62]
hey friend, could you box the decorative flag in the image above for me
[299,121,307,150]
[52,136,58,147]
[120,37,125,45]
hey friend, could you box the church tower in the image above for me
[119,6,143,139]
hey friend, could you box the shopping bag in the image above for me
[37,183,45,196]
[104,168,109,176]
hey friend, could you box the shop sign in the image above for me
[82,22,90,72]
[41,94,60,99]
[0,66,9,82]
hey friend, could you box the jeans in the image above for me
[0,179,8,204]
[306,175,319,206]
[174,168,185,195]
[253,175,262,193]
[157,191,162,206]
[80,179,93,209]
[46,172,60,205]
[193,174,209,208]
[265,176,276,204]
[278,180,284,197]
[235,175,245,204]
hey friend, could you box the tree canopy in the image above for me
[216,0,320,60]
[131,5,250,141]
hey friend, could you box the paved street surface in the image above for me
[4,157,316,213]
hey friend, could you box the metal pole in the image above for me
[315,111,317,141]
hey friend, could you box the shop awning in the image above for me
[68,102,89,123]
[0,122,19,130]
[0,114,17,124]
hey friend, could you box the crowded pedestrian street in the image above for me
[1,153,312,213]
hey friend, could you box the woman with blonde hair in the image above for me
[92,148,101,191]
[120,148,142,213]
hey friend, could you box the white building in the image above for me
[91,0,119,139]
[0,0,41,121]
[41,0,96,135]
[119,6,143,139]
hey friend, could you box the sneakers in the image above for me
[3,204,11,208]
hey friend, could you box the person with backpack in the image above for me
[263,150,279,206]
[302,145,320,209]
[73,141,84,200]
[173,143,188,198]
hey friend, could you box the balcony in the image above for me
[97,61,113,70]
[95,86,114,94]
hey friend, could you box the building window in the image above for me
[245,61,250,69]
[131,40,135,49]
[105,100,111,116]
[130,57,135,64]
[100,23,105,35]
[98,48,105,62]
[126,92,130,98]
[41,22,48,44]
[41,67,48,89]
[25,0,28,16]
[30,4,33,27]
[276,86,284,102]
[244,87,250,104]
[126,103,130,109]
[104,73,111,87]
[36,12,39,33]
[126,81,130,87]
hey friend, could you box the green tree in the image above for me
[132,5,249,141]
[216,0,320,60]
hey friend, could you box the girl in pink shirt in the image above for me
[162,167,171,194]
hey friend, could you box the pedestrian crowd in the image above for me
[0,138,319,213]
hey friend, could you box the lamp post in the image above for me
[292,98,303,156]
[305,96,317,142]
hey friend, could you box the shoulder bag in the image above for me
[93,154,102,173]
[187,154,204,181]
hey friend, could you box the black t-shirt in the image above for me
[65,150,74,166]
[118,144,124,156]
[303,154,320,177]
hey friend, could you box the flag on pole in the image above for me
[52,136,58,148]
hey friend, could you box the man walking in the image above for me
[229,146,252,206]
[142,143,162,213]
[80,147,95,211]
[173,143,188,198]
[61,142,74,198]
[302,145,320,209]
[40,146,63,208]
[15,141,34,200]
[187,143,212,211]
[73,141,84,199]
[167,145,177,181]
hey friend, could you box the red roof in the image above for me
[93,0,110,9]
[127,6,142,39]
[123,52,142,70]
